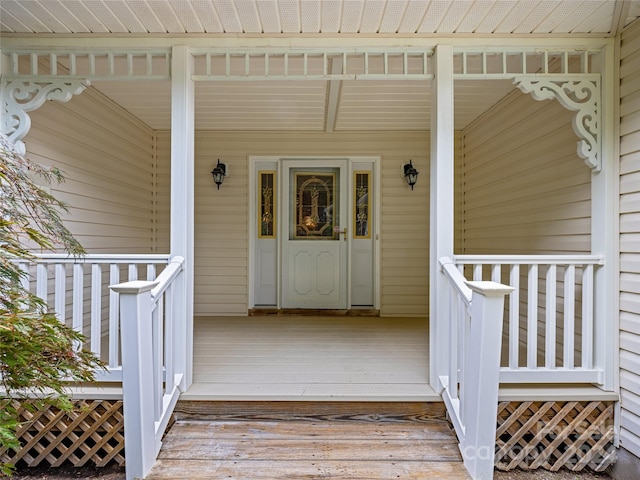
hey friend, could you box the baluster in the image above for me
[129,263,138,281]
[36,263,48,302]
[491,264,501,282]
[473,263,482,281]
[448,283,458,401]
[73,264,84,335]
[147,264,157,281]
[164,282,175,393]
[545,264,557,369]
[152,299,164,421]
[91,263,102,355]
[509,264,520,369]
[109,264,120,368]
[582,264,594,368]
[55,263,66,322]
[527,264,538,368]
[564,265,576,368]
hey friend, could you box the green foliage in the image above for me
[0,134,105,474]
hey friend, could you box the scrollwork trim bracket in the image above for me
[1,78,89,155]
[514,76,601,171]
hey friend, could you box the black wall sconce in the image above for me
[211,159,227,189]
[403,160,419,190]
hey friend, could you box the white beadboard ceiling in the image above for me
[2,0,638,35]
[2,0,639,132]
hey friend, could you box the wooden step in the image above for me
[147,402,468,479]
[173,400,447,421]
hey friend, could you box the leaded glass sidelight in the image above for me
[291,169,339,240]
[354,172,370,238]
[259,171,276,238]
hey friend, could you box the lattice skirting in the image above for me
[0,399,125,467]
[495,400,616,472]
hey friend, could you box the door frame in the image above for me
[248,156,381,311]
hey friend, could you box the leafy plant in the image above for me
[0,134,104,475]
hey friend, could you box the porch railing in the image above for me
[454,254,605,384]
[16,253,171,381]
[439,257,514,479]
[111,255,186,480]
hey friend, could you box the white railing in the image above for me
[439,257,514,480]
[110,256,186,480]
[454,255,605,384]
[16,254,171,381]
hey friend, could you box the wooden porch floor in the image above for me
[146,402,469,479]
[183,316,437,401]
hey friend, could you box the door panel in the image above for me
[281,160,348,309]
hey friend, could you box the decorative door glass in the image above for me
[354,172,370,238]
[290,169,339,240]
[259,171,276,238]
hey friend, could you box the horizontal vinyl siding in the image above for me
[460,87,591,369]
[25,87,157,254]
[460,89,591,254]
[620,18,640,459]
[156,131,431,316]
[155,132,171,253]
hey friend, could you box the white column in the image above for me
[430,44,455,391]
[461,281,514,480]
[110,280,158,480]
[170,45,195,389]
[592,39,618,392]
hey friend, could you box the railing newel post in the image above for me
[462,281,514,480]
[110,280,158,480]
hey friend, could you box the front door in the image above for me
[281,159,348,309]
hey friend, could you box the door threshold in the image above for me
[249,308,380,316]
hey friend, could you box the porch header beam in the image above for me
[3,45,604,81]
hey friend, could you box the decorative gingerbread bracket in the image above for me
[514,76,601,172]
[1,78,89,154]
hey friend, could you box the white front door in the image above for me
[281,159,348,309]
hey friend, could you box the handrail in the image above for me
[15,253,173,378]
[438,255,514,479]
[453,254,604,384]
[110,254,186,480]
[32,253,171,264]
[150,256,184,299]
[454,254,604,265]
[439,256,472,303]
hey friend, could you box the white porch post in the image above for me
[430,44,455,391]
[592,39,618,392]
[170,45,195,389]
[110,281,158,480]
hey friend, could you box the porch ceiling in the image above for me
[2,0,638,35]
[2,1,639,132]
[89,77,515,131]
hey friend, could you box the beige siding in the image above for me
[155,132,171,253]
[460,89,591,254]
[620,18,640,459]
[459,86,592,368]
[156,131,430,316]
[25,87,157,254]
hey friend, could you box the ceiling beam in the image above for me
[324,58,342,132]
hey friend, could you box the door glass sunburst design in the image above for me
[291,170,338,240]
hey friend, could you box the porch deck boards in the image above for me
[184,316,437,401]
[146,402,469,479]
